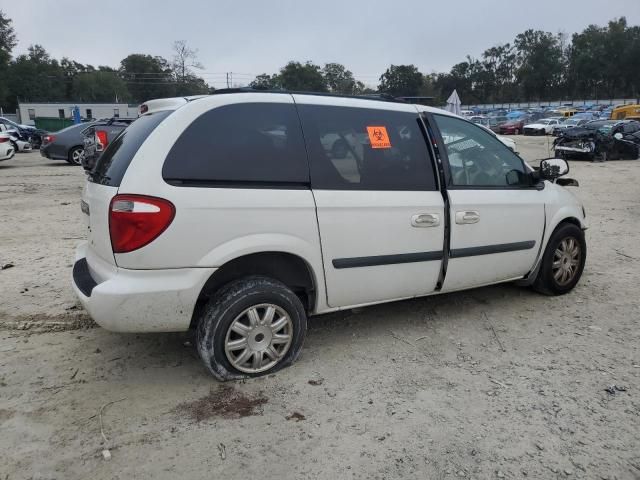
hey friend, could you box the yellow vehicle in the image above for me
[558,108,577,118]
[611,104,640,120]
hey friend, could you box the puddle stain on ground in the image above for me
[175,386,268,422]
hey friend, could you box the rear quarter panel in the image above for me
[115,93,329,311]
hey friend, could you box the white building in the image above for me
[17,102,138,126]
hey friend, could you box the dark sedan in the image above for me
[40,122,95,165]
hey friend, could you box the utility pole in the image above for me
[226,72,230,88]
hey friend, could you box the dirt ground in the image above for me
[1,139,639,480]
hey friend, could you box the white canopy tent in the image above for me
[445,89,462,116]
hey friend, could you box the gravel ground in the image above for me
[1,138,639,479]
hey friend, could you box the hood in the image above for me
[524,123,547,129]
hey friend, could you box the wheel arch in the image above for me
[190,251,318,329]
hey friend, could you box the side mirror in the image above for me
[613,132,624,140]
[539,158,569,180]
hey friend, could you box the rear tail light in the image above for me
[43,134,55,143]
[0,137,8,143]
[95,130,108,151]
[109,194,175,253]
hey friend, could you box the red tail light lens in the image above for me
[109,194,175,253]
[0,137,8,143]
[44,134,55,143]
[95,130,108,151]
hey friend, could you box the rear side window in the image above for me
[297,105,436,190]
[162,103,308,186]
[90,110,171,186]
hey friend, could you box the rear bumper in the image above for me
[39,145,65,160]
[72,242,216,332]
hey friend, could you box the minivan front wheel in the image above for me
[533,223,586,295]
[197,276,307,380]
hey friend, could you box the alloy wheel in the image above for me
[552,237,581,286]
[224,303,293,374]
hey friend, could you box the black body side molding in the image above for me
[449,241,536,259]
[332,251,443,269]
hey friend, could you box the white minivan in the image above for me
[73,91,587,380]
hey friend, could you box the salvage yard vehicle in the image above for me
[40,121,95,165]
[72,90,588,380]
[552,118,590,136]
[498,117,528,135]
[81,117,135,171]
[0,131,16,162]
[0,124,31,153]
[524,118,561,135]
[554,119,640,160]
[0,116,46,149]
[611,104,640,121]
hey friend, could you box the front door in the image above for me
[430,113,545,291]
[295,97,445,307]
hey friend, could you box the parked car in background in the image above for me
[81,117,136,171]
[554,119,640,160]
[488,116,509,133]
[0,124,32,152]
[572,112,598,121]
[0,132,16,162]
[0,116,46,148]
[73,91,587,380]
[40,121,95,165]
[552,118,590,136]
[469,115,491,127]
[499,117,528,135]
[479,124,518,152]
[523,118,562,135]
[610,104,640,121]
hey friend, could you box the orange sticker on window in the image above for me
[366,126,392,149]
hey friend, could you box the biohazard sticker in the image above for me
[366,126,392,149]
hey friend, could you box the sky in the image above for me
[3,0,640,88]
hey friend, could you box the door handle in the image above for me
[455,210,480,224]
[411,213,440,227]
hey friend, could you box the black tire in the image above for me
[196,276,307,381]
[67,146,84,165]
[533,223,586,295]
[10,140,18,153]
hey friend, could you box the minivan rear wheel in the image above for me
[196,276,307,381]
[533,223,586,295]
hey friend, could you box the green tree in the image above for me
[120,54,175,103]
[175,74,209,96]
[72,70,130,103]
[378,65,424,97]
[7,45,66,108]
[322,63,361,94]
[249,73,281,90]
[514,30,564,101]
[277,61,327,92]
[0,10,17,108]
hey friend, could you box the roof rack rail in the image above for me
[208,87,407,104]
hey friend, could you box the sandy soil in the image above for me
[1,140,639,479]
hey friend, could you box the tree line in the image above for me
[0,10,638,111]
